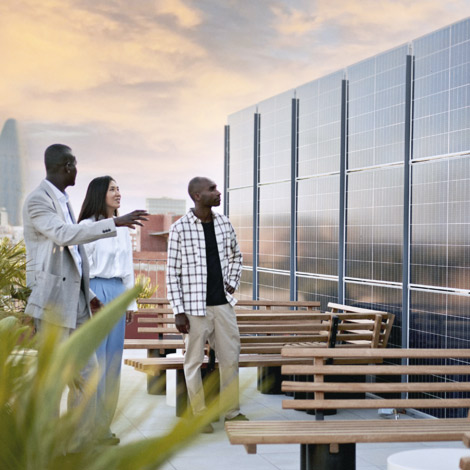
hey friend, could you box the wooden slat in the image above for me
[124,339,183,349]
[240,345,285,354]
[237,300,321,309]
[138,317,175,324]
[335,333,374,341]
[238,324,329,334]
[281,364,470,376]
[240,335,329,344]
[124,354,314,375]
[331,312,389,320]
[137,308,174,314]
[138,298,321,309]
[236,313,327,321]
[336,323,375,331]
[282,380,470,393]
[281,347,470,359]
[138,327,178,334]
[225,419,470,446]
[236,309,320,315]
[136,312,325,323]
[282,398,470,410]
[327,302,387,315]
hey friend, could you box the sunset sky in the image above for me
[1,0,469,214]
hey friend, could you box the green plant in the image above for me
[0,286,226,470]
[0,238,30,321]
[135,274,158,308]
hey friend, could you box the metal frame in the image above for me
[338,78,348,304]
[253,112,260,300]
[223,125,230,216]
[290,98,299,301]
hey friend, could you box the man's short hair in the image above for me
[188,176,209,201]
[44,144,72,172]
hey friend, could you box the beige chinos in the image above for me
[184,303,241,418]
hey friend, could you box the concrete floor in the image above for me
[116,350,469,470]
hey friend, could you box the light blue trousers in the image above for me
[90,277,126,436]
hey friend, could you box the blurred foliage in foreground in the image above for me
[0,285,226,470]
[134,274,158,309]
[0,238,30,322]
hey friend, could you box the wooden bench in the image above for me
[124,309,394,415]
[124,307,395,361]
[124,299,321,393]
[124,299,322,350]
[225,347,470,470]
[125,300,394,352]
[134,298,321,310]
[326,302,394,349]
[124,299,394,401]
[125,308,336,402]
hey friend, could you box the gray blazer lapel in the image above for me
[66,201,76,223]
[64,200,82,276]
[40,180,66,222]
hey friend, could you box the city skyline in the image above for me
[0,119,25,226]
[1,1,468,215]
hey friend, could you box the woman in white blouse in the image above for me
[78,175,136,445]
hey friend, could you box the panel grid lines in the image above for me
[413,19,470,159]
[258,181,290,271]
[258,90,294,184]
[347,44,408,169]
[296,71,343,177]
[346,166,404,283]
[227,106,256,189]
[224,19,470,417]
[297,175,339,276]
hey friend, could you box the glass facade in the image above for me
[225,18,470,381]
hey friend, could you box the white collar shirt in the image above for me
[79,217,137,311]
[44,179,83,277]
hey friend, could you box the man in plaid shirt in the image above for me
[166,176,247,432]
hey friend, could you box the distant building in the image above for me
[0,207,9,226]
[146,197,186,216]
[132,213,181,296]
[138,213,181,252]
[127,213,181,338]
[0,119,25,226]
[0,207,23,243]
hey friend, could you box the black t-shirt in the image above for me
[202,221,227,306]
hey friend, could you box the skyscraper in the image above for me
[0,119,25,226]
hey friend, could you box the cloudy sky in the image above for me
[1,0,468,214]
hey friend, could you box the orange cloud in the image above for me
[0,0,468,212]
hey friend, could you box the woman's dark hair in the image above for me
[78,175,118,222]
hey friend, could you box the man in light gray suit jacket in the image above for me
[23,143,148,449]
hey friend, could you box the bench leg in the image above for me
[303,443,355,470]
[258,366,284,394]
[147,349,173,395]
[301,444,307,470]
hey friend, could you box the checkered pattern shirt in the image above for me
[166,209,243,316]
